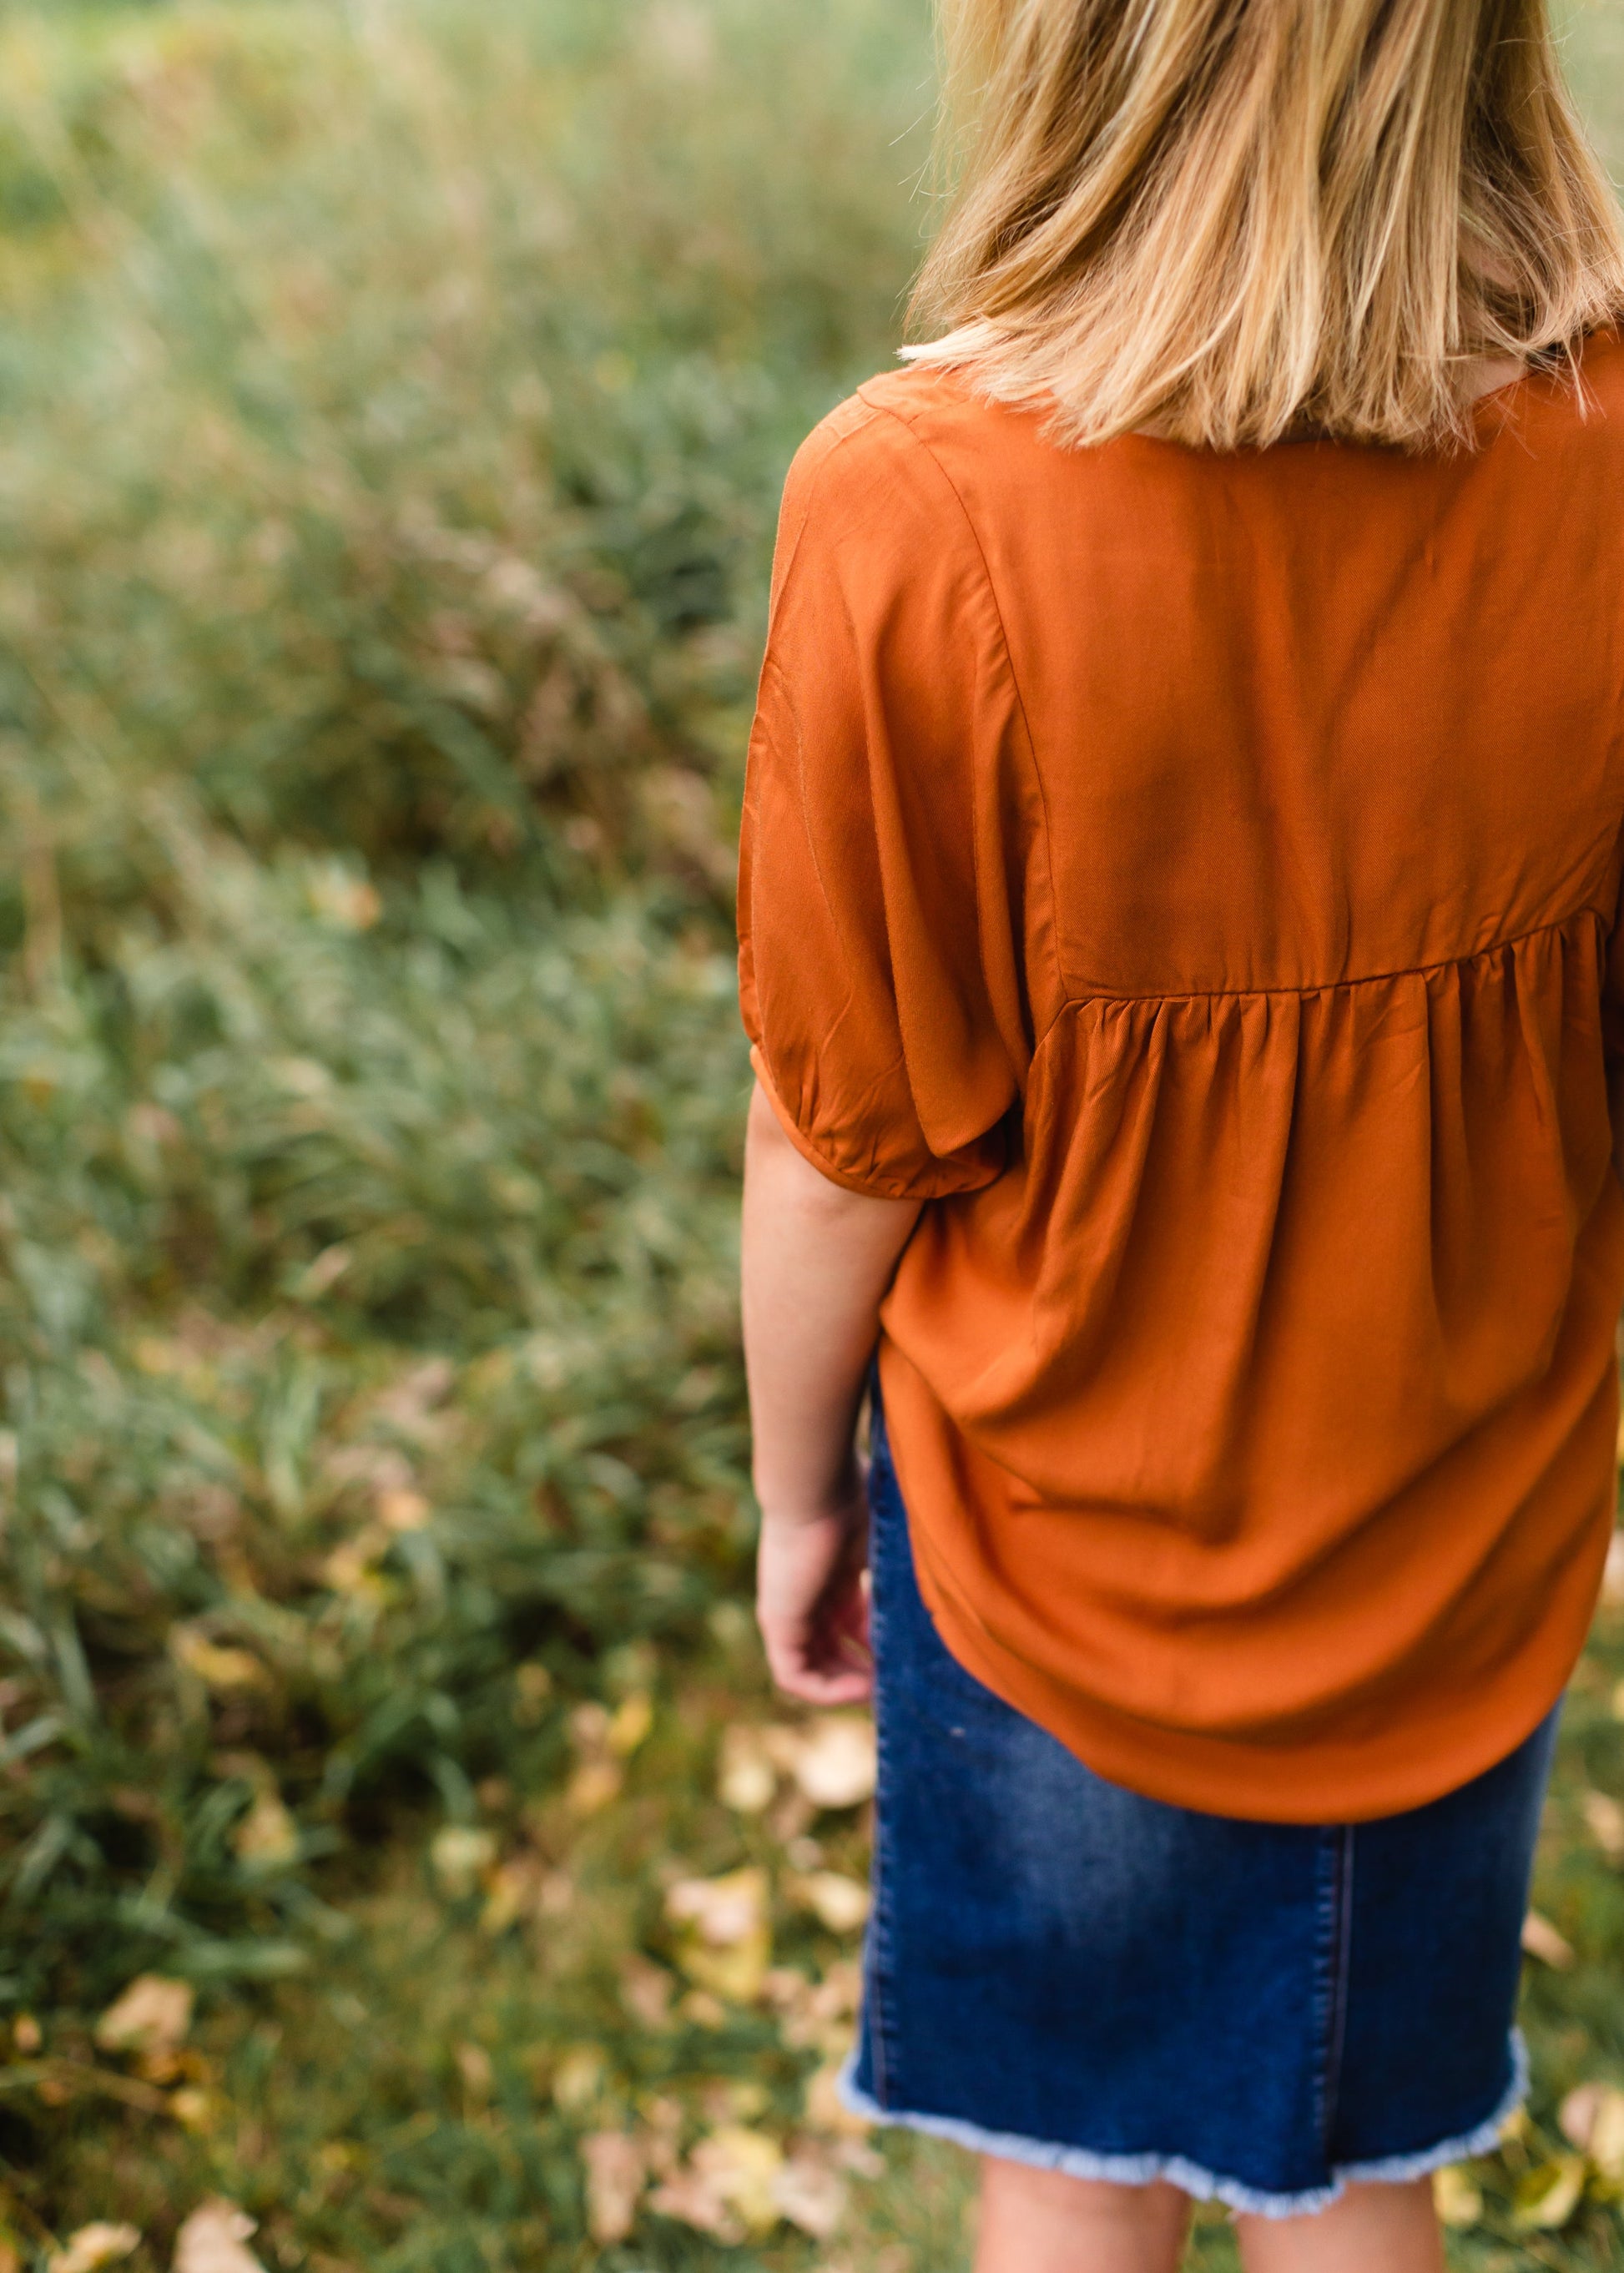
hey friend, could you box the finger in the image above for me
[760,1620,874,1704]
[771,1660,875,1706]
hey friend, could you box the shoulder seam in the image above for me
[771,398,887,610]
[854,386,1070,1041]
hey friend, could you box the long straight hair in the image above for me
[905,0,1624,450]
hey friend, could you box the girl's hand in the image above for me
[756,1471,873,1705]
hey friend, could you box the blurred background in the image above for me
[1,2,1623,2267]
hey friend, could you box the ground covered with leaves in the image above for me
[4,0,1624,2266]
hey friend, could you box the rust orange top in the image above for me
[737,340,1624,1822]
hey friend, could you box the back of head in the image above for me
[908,0,1624,450]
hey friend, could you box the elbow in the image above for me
[746,1078,910,1218]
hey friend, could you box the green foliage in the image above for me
[0,0,932,2027]
[2,0,1624,2264]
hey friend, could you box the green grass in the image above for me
[1,0,1624,2265]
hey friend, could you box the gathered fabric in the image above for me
[738,340,1624,1820]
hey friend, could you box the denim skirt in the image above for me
[841,1392,1560,2217]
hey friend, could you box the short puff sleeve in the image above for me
[737,392,1031,1200]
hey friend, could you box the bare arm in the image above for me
[741,1078,921,1701]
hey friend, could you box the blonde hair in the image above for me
[906,0,1624,450]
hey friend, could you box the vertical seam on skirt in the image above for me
[862,1469,897,2109]
[1311,1827,1338,2155]
[1319,1824,1355,2155]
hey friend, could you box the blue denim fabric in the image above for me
[845,1389,1560,2216]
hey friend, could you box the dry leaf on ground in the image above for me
[376,1487,431,1532]
[173,2200,265,2273]
[784,1716,876,1810]
[648,2162,738,2241]
[1521,1910,1576,1968]
[551,2044,608,2113]
[651,2125,784,2241]
[1512,2154,1587,2231]
[479,1854,547,1936]
[428,1826,496,1899]
[665,1867,771,2003]
[1561,2079,1624,2177]
[718,1725,778,1813]
[170,1631,270,1692]
[619,1954,676,2029]
[1432,2165,1482,2228]
[766,1962,862,2058]
[1604,1530,1624,1607]
[562,1700,626,1812]
[804,2055,872,2138]
[1582,1790,1624,1860]
[607,1690,653,1756]
[233,1790,300,1868]
[94,1976,194,2059]
[48,2229,139,2273]
[789,1871,870,1934]
[774,2144,849,2238]
[666,1867,768,1945]
[581,2129,647,2243]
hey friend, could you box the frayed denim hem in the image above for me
[836,2032,1526,2221]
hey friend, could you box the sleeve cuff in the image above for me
[748,1046,1001,1203]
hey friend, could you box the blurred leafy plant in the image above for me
[0,0,932,2024]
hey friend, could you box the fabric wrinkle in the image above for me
[739,338,1624,1818]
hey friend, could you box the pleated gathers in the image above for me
[881,910,1621,1820]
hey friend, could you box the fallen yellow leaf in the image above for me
[718,1726,778,1814]
[169,2086,216,2134]
[1521,1910,1575,1968]
[94,1976,194,2059]
[1561,2079,1624,2179]
[774,2144,849,2238]
[648,2162,737,2241]
[618,1955,675,2029]
[581,2130,646,2243]
[1432,2165,1482,2227]
[479,1855,547,1936]
[428,1826,497,1899]
[791,1872,870,1935]
[233,1791,300,1869]
[566,1758,623,1815]
[47,2227,139,2273]
[666,1867,771,2003]
[1606,1530,1624,1607]
[1583,1790,1624,1861]
[1513,2154,1587,2230]
[608,1691,654,1757]
[804,2056,871,2137]
[665,1867,769,1946]
[786,1716,876,1810]
[376,1488,431,1533]
[1591,2090,1624,2182]
[170,1631,270,1693]
[693,2126,784,2235]
[551,2044,608,2114]
[172,2197,266,2273]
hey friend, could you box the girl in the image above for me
[737,3,1624,2266]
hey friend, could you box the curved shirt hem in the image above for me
[879,1362,1608,1824]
